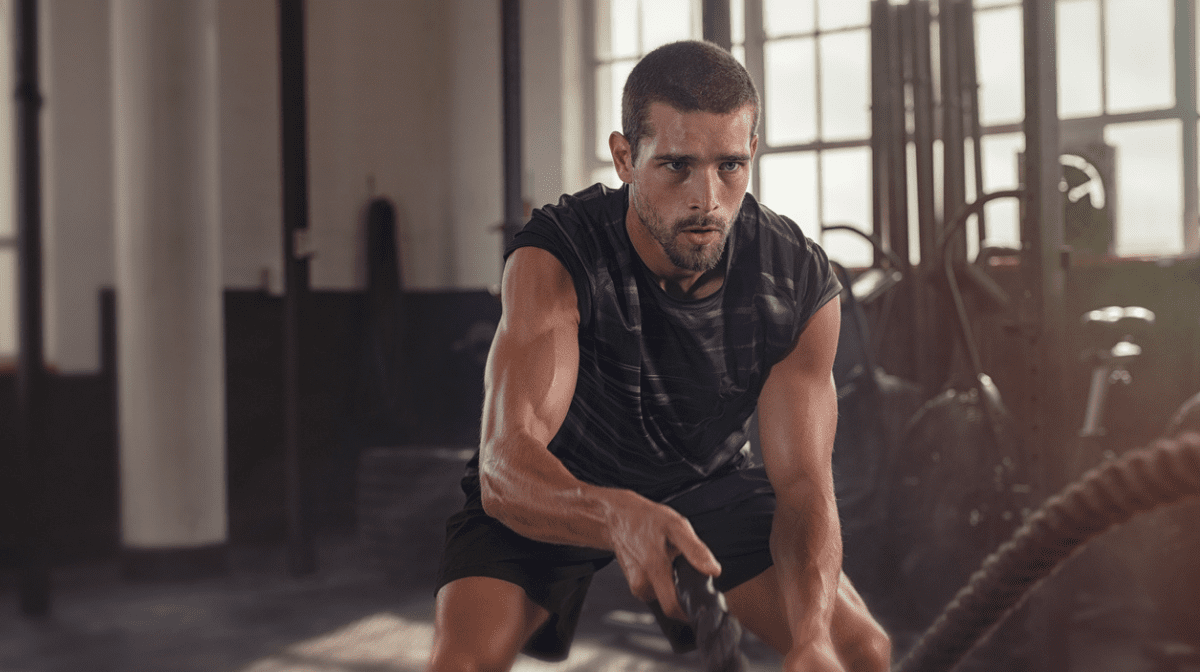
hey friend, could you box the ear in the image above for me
[750,133,759,159]
[609,132,635,184]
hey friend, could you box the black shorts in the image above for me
[434,467,776,661]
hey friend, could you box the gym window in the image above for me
[585,0,1200,266]
[1,0,17,363]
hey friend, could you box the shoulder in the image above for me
[737,193,807,248]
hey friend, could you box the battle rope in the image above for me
[894,431,1200,672]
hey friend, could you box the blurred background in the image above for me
[1,0,1199,670]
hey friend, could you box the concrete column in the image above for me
[111,0,227,578]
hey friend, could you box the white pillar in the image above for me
[112,0,227,573]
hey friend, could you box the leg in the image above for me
[724,566,891,671]
[427,576,551,672]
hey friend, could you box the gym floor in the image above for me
[2,448,1196,672]
[0,533,785,672]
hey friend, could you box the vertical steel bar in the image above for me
[501,0,523,251]
[1022,0,1066,665]
[889,1,918,379]
[745,0,766,197]
[911,0,942,392]
[13,0,50,617]
[1177,0,1199,253]
[703,0,732,51]
[940,0,966,261]
[278,0,316,576]
[961,0,988,245]
[871,0,890,268]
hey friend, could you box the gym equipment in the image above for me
[894,430,1200,672]
[673,557,749,672]
[822,224,923,605]
[885,191,1029,634]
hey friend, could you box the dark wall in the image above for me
[0,287,500,565]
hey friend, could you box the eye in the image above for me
[664,161,687,172]
[720,161,743,172]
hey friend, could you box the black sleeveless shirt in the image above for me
[466,183,840,503]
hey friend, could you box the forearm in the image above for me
[479,432,641,550]
[770,483,843,650]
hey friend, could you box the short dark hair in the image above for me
[621,40,759,163]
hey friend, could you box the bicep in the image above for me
[756,297,841,493]
[481,247,581,456]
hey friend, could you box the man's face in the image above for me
[612,102,758,274]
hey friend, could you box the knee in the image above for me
[427,641,517,672]
[845,621,892,672]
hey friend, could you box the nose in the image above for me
[690,167,720,214]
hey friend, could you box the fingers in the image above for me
[651,556,688,621]
[667,519,722,578]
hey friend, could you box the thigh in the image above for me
[429,576,551,672]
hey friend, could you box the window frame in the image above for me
[583,0,1200,260]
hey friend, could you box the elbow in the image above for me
[479,471,502,518]
[478,467,512,524]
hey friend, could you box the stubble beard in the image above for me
[632,187,731,273]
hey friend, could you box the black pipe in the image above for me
[501,0,523,251]
[702,0,732,52]
[13,0,50,617]
[959,2,988,246]
[278,0,315,576]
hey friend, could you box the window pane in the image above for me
[642,0,694,52]
[1106,0,1174,113]
[591,165,622,189]
[980,132,1024,248]
[817,0,869,30]
[765,38,817,145]
[819,30,870,141]
[0,0,11,240]
[759,152,819,235]
[1105,120,1184,256]
[596,0,640,60]
[596,60,636,161]
[821,147,873,268]
[732,0,745,44]
[976,7,1024,125]
[0,248,15,358]
[975,0,1019,7]
[1056,0,1102,119]
[907,142,920,264]
[764,0,814,37]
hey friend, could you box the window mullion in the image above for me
[1178,0,1200,251]
[744,0,766,196]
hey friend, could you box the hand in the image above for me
[784,639,846,672]
[604,490,721,621]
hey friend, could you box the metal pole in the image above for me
[501,0,523,251]
[960,0,988,246]
[278,0,315,576]
[13,0,51,617]
[1022,0,1065,668]
[1178,0,1199,253]
[702,0,732,52]
[870,0,890,268]
[910,0,942,393]
[889,1,917,380]
[939,0,966,261]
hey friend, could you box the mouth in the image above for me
[680,226,723,246]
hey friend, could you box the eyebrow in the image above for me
[652,153,752,163]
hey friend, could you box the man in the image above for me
[428,40,891,672]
